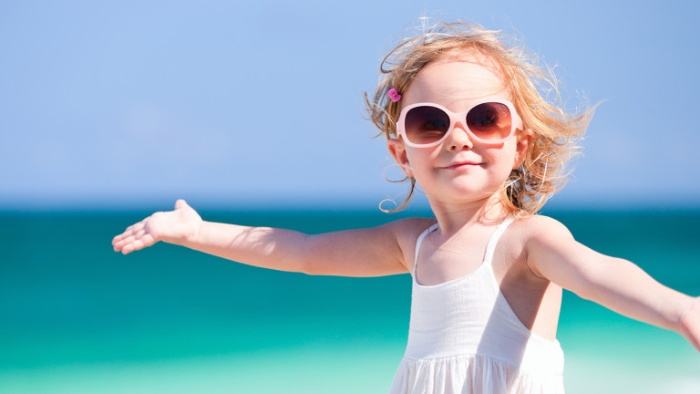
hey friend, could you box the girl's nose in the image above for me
[447,121,474,151]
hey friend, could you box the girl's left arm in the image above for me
[524,216,700,351]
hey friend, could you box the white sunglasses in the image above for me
[395,99,522,148]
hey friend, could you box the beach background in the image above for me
[2,1,700,393]
[1,207,699,394]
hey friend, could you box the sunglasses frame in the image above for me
[394,99,523,148]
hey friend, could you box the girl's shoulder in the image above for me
[382,217,436,261]
[514,213,567,228]
[509,215,574,249]
[385,217,436,241]
[505,214,581,281]
[510,214,576,245]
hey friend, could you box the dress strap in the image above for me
[483,216,515,264]
[413,223,438,276]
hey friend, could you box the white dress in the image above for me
[389,218,565,393]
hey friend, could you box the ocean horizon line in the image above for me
[1,197,699,215]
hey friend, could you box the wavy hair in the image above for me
[365,21,593,215]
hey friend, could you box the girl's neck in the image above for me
[429,195,509,235]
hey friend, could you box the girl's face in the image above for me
[388,53,532,208]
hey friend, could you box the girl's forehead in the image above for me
[404,54,510,106]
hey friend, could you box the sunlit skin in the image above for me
[113,50,700,351]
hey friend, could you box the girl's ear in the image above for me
[387,139,413,178]
[513,128,534,169]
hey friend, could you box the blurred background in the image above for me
[1,1,699,393]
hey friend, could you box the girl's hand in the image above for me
[112,199,202,255]
[679,297,700,351]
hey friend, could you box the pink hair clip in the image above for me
[387,88,401,102]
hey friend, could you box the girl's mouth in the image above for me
[443,161,483,170]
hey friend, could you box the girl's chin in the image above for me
[426,190,501,206]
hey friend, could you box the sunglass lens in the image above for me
[466,102,512,141]
[404,106,450,144]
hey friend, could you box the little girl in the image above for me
[113,22,699,393]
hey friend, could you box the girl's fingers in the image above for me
[121,233,155,255]
[113,223,138,242]
[112,220,150,252]
[113,233,135,252]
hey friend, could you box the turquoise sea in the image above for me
[1,207,699,393]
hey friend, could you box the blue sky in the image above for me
[2,1,699,210]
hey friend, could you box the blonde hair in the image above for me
[365,21,593,215]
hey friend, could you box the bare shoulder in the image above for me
[510,214,594,280]
[382,217,436,267]
[506,215,576,271]
[511,214,575,245]
[384,217,436,244]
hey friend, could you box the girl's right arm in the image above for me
[524,215,700,351]
[112,199,413,277]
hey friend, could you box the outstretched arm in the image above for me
[524,216,700,351]
[112,200,411,277]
